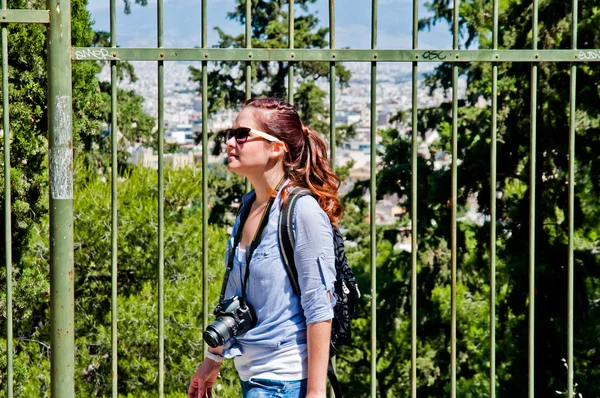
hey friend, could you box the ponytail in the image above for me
[285,124,342,225]
[242,97,343,224]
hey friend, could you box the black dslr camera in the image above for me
[203,296,256,348]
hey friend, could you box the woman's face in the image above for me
[226,107,274,178]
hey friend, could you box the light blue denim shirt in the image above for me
[222,185,336,381]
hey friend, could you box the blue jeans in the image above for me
[240,378,307,398]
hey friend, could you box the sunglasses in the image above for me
[225,127,288,151]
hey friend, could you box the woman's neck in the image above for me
[250,167,285,205]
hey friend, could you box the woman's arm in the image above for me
[291,196,337,397]
[306,319,332,397]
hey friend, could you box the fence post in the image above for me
[46,0,74,395]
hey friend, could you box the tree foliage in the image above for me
[0,0,101,267]
[0,0,153,264]
[0,0,160,395]
[189,0,351,133]
[1,160,241,396]
[340,0,600,396]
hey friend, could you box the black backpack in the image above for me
[278,187,361,398]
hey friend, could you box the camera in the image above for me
[203,296,256,348]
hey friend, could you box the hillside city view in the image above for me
[98,61,469,237]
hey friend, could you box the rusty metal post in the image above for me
[46,0,75,395]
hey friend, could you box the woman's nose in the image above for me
[225,135,236,148]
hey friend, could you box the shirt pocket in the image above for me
[246,242,287,308]
[251,240,279,260]
[248,242,281,280]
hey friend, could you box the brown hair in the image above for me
[243,97,342,224]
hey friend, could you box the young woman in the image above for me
[187,97,342,398]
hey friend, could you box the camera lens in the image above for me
[203,316,237,348]
[203,328,221,348]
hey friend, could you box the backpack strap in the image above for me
[328,359,343,398]
[278,186,344,398]
[278,186,311,296]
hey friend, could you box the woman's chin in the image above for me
[227,161,244,175]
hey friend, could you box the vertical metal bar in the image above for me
[528,1,538,397]
[489,0,499,397]
[157,0,165,394]
[47,0,75,394]
[288,0,294,104]
[411,0,418,396]
[370,0,378,396]
[245,0,252,100]
[1,0,13,395]
[110,0,119,394]
[329,3,336,397]
[329,0,336,164]
[567,0,578,396]
[451,1,459,397]
[201,0,209,357]
[244,0,252,192]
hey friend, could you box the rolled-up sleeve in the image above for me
[292,196,336,324]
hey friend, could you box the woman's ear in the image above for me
[270,142,287,159]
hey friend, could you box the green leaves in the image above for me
[5,159,239,396]
[189,0,350,143]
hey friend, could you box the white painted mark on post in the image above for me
[50,95,73,200]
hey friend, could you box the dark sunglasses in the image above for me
[225,127,253,144]
[225,127,287,151]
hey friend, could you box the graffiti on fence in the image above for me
[422,50,447,60]
[73,48,120,61]
[578,50,600,60]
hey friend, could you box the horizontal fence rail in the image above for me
[0,9,49,23]
[71,48,600,62]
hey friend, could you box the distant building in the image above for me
[347,166,370,183]
[166,124,194,145]
[377,112,390,127]
[346,114,362,125]
[128,145,195,169]
[192,97,202,112]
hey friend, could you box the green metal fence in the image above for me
[1,0,598,396]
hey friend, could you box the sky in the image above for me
[87,0,455,51]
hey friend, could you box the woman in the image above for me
[187,97,342,398]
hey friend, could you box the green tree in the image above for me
[0,0,101,267]
[0,0,154,273]
[1,158,241,397]
[1,1,104,390]
[122,0,148,15]
[344,0,600,396]
[417,1,600,396]
[0,0,157,394]
[189,0,351,133]
[68,161,235,396]
[84,30,156,174]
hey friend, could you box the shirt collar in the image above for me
[240,179,291,207]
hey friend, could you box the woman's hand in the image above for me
[187,358,221,398]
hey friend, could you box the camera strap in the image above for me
[219,178,285,304]
[219,192,254,304]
